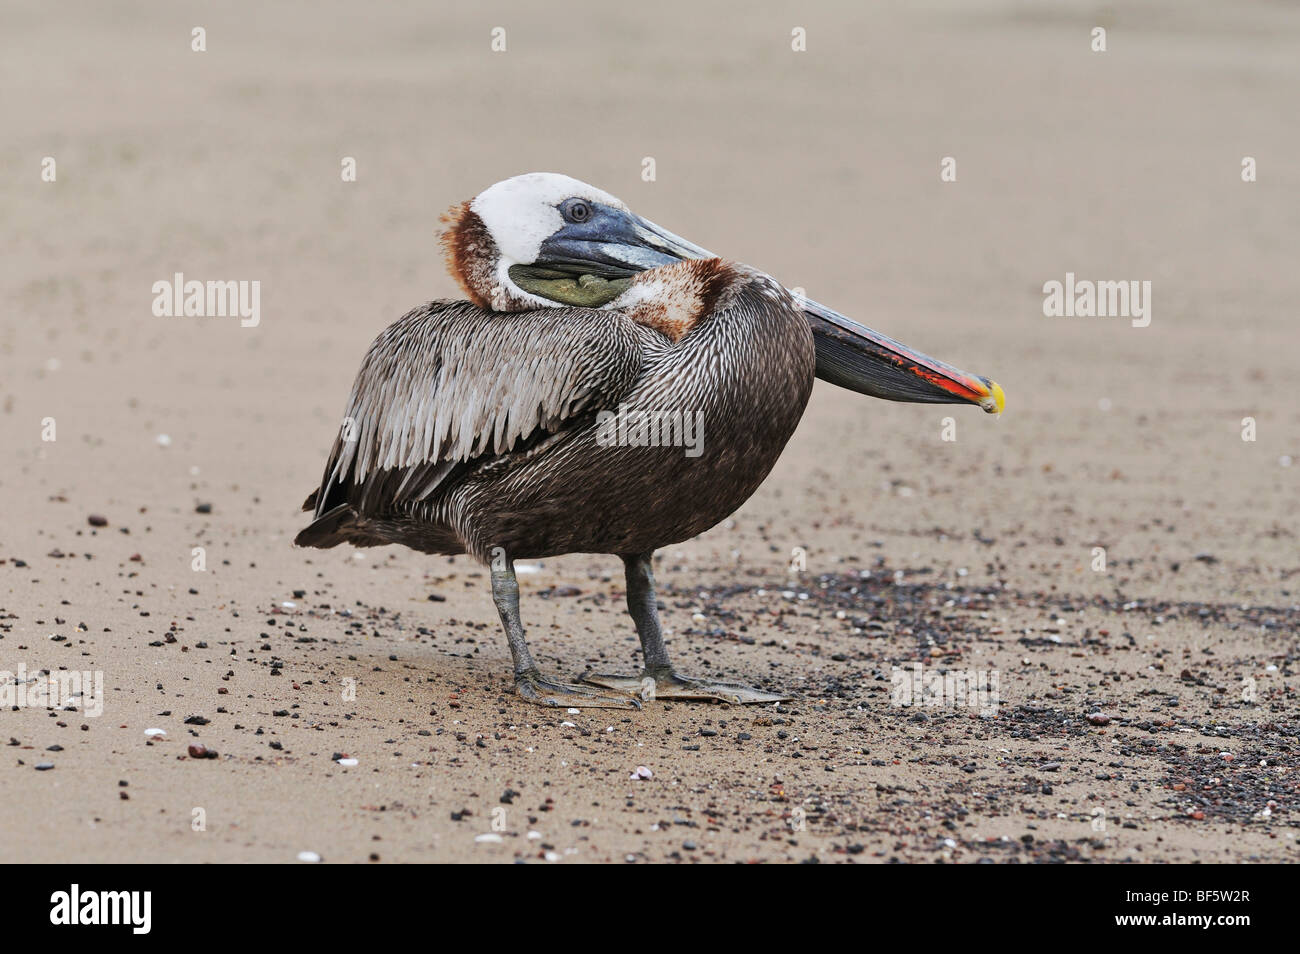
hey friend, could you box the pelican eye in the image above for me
[561,199,593,224]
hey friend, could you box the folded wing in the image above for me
[298,300,644,541]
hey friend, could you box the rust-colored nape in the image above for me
[622,258,736,343]
[439,201,494,309]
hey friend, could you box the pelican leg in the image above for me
[581,552,790,705]
[491,561,640,710]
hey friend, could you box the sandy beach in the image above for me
[2,0,1297,863]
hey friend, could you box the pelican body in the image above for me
[297,173,1003,708]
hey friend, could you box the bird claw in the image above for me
[581,668,789,705]
[514,669,642,710]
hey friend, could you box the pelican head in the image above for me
[442,172,1005,414]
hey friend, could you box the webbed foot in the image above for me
[515,668,642,710]
[581,667,788,705]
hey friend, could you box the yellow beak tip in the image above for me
[980,380,1006,415]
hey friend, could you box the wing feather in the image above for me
[307,300,643,519]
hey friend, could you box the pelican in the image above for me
[296,173,1004,709]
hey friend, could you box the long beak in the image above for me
[557,214,1005,414]
[534,216,713,278]
[803,297,1005,413]
[628,216,715,264]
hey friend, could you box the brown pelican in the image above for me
[297,173,1004,709]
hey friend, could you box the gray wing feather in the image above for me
[310,300,643,518]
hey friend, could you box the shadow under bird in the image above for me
[296,173,1005,709]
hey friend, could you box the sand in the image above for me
[1,0,1296,863]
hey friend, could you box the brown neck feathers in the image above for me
[439,201,495,309]
[620,258,736,343]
